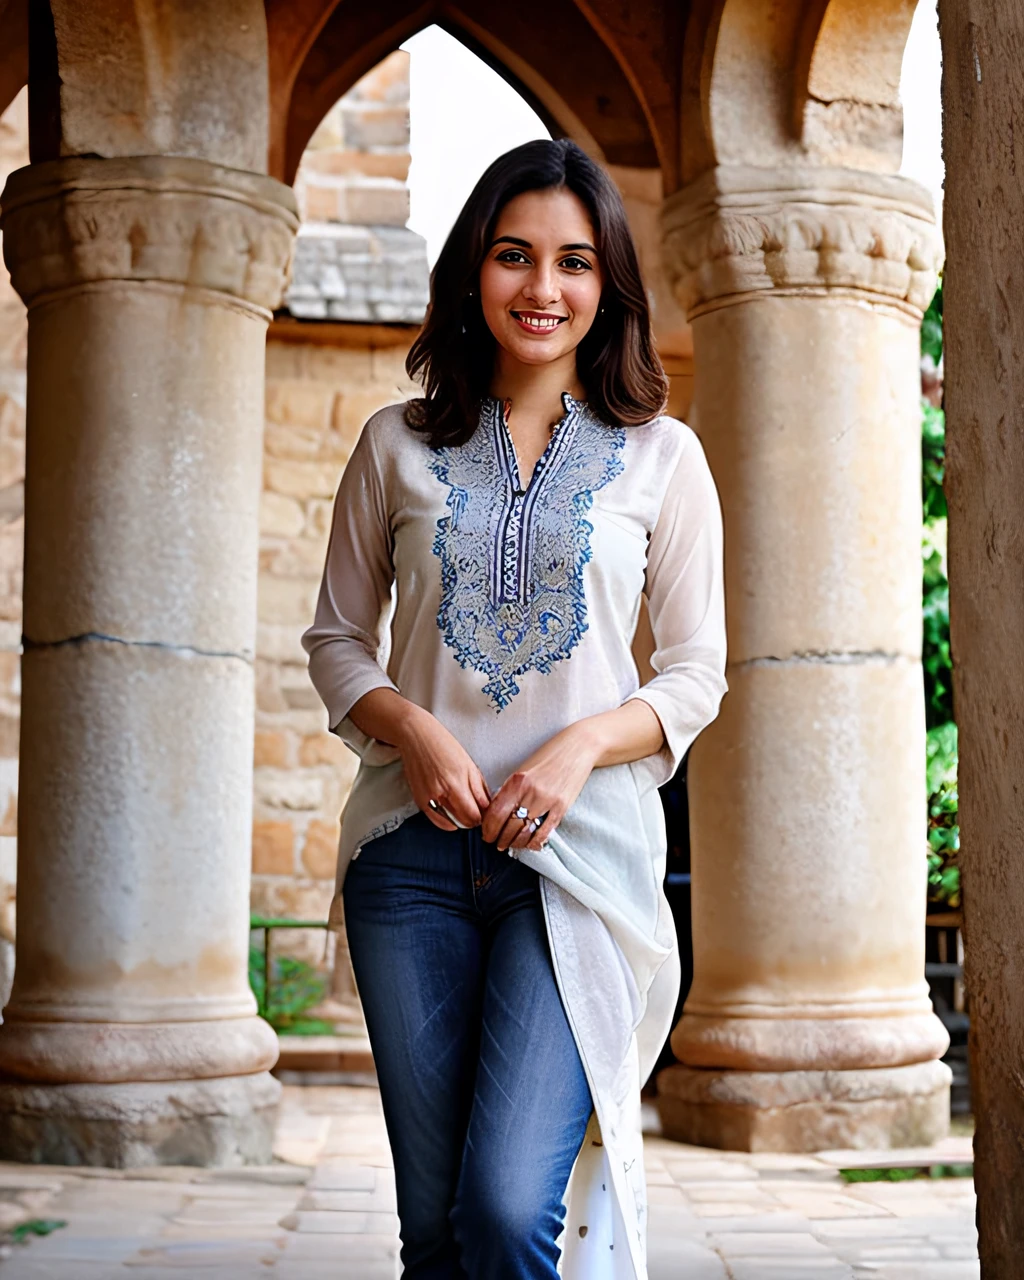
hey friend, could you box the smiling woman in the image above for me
[405,139,668,449]
[301,138,727,1280]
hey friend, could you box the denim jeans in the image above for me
[343,811,593,1279]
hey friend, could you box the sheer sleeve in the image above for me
[627,428,728,791]
[302,418,399,746]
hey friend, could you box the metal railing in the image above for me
[250,916,329,1022]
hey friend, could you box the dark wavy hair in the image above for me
[404,139,668,447]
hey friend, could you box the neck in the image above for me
[490,350,585,421]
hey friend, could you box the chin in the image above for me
[501,335,575,366]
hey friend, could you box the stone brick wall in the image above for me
[287,51,429,325]
[294,52,412,228]
[252,326,417,991]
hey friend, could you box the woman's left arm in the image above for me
[483,428,728,853]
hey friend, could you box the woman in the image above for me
[303,138,727,1280]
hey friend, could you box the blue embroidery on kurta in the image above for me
[429,394,626,711]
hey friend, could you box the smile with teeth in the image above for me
[511,311,567,332]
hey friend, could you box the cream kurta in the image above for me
[303,393,727,1280]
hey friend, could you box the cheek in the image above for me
[565,275,603,326]
[478,264,517,324]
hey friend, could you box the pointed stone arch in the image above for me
[269,0,662,185]
[681,0,921,183]
[0,0,28,122]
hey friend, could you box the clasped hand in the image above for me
[395,703,598,853]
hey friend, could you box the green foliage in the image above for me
[9,1220,67,1245]
[840,1163,971,1184]
[249,924,335,1036]
[921,286,959,909]
[920,287,943,365]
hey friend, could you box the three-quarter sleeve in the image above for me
[302,419,399,744]
[627,429,728,791]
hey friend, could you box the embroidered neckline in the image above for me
[428,396,626,711]
[487,390,584,499]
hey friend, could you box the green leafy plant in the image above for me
[840,1163,972,1183]
[9,1219,67,1245]
[249,922,335,1036]
[921,286,959,909]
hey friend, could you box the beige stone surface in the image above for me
[689,297,925,662]
[252,820,296,876]
[682,662,940,1063]
[302,820,342,880]
[657,1061,952,1152]
[0,1072,281,1168]
[11,643,259,1028]
[47,1,270,172]
[662,166,947,1150]
[0,1083,979,1275]
[252,332,415,978]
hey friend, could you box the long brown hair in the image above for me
[405,139,668,447]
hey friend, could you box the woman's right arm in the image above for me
[302,414,488,832]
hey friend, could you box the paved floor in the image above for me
[0,1084,978,1279]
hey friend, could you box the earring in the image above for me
[600,305,605,313]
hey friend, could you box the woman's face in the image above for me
[478,187,604,370]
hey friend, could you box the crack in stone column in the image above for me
[22,631,254,664]
[735,650,917,668]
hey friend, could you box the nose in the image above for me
[521,262,560,309]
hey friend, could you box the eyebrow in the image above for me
[490,235,597,253]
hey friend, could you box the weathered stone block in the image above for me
[263,458,340,500]
[655,1061,951,1153]
[257,575,319,625]
[256,622,308,664]
[0,1074,281,1168]
[255,769,323,812]
[265,380,333,431]
[299,732,350,768]
[264,422,324,462]
[259,490,305,539]
[302,820,341,880]
[344,183,410,227]
[341,104,409,150]
[251,819,295,875]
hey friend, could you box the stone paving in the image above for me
[0,1084,978,1279]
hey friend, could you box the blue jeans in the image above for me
[343,812,593,1279]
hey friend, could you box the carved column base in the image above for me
[656,1061,952,1153]
[0,1073,281,1168]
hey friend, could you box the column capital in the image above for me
[661,165,942,321]
[1,156,299,316]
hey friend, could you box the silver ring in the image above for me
[514,805,530,821]
[526,817,540,834]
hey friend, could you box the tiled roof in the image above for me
[284,222,429,324]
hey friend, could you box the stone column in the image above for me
[655,166,951,1151]
[0,156,298,1166]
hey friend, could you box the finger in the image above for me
[511,816,541,849]
[423,804,458,833]
[469,770,491,814]
[481,781,519,843]
[444,783,483,830]
[496,814,528,852]
[526,810,559,850]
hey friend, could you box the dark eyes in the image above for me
[494,249,593,272]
